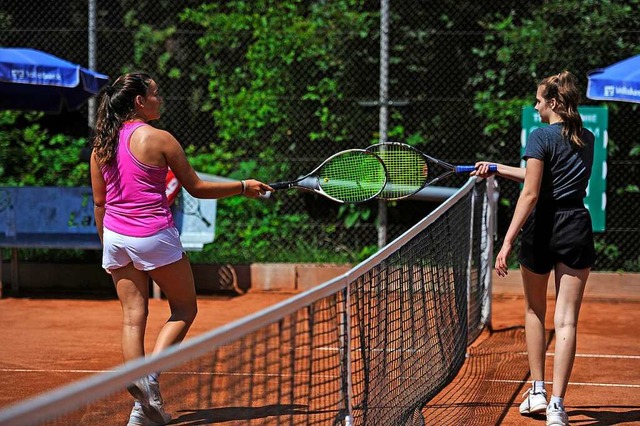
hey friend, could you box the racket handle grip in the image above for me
[269,182,292,190]
[455,164,498,173]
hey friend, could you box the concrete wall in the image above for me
[2,261,637,301]
[491,270,640,301]
[0,262,352,297]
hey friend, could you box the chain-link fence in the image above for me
[1,0,639,271]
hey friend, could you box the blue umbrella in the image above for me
[587,54,640,104]
[0,47,109,113]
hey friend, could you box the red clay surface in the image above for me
[423,295,640,425]
[1,273,639,425]
[0,292,295,410]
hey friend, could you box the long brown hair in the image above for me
[539,70,584,148]
[92,72,153,166]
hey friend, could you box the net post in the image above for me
[466,183,476,352]
[484,177,499,331]
[341,283,355,424]
[376,0,390,248]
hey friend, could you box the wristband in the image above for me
[240,180,246,195]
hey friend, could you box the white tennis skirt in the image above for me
[102,226,185,272]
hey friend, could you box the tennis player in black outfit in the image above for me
[473,70,595,426]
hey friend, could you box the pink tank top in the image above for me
[102,121,175,237]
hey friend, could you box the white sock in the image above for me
[550,395,564,408]
[533,380,546,393]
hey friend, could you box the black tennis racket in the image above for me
[367,142,496,200]
[269,149,388,204]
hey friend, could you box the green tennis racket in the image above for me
[269,149,388,204]
[367,142,496,200]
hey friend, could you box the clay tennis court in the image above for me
[0,271,638,425]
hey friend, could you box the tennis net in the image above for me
[0,177,497,426]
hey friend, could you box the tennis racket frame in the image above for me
[269,148,388,204]
[367,141,496,200]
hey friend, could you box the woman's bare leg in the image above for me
[521,265,551,382]
[148,254,198,354]
[551,263,589,398]
[111,263,151,362]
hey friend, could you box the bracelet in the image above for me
[240,180,246,195]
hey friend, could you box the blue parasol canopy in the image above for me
[587,54,640,104]
[0,47,109,113]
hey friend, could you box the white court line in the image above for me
[512,352,640,360]
[2,351,636,376]
[0,368,339,379]
[487,379,640,389]
[0,368,113,374]
[279,349,640,358]
[3,368,635,388]
[559,352,640,359]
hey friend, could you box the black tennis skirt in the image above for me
[518,199,596,274]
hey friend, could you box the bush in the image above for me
[0,111,89,187]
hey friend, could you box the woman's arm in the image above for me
[89,151,106,244]
[158,130,272,198]
[494,158,543,276]
[472,161,527,183]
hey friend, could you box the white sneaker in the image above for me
[127,377,171,425]
[127,404,162,426]
[546,402,569,425]
[519,387,548,414]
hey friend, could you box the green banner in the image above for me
[521,106,608,232]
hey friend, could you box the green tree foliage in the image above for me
[120,0,379,263]
[179,0,375,152]
[471,0,640,148]
[0,111,89,186]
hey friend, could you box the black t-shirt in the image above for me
[523,122,594,202]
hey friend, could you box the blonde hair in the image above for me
[539,70,584,148]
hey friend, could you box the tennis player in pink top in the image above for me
[90,72,272,426]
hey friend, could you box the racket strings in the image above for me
[318,151,387,203]
[370,145,427,200]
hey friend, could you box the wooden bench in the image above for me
[0,186,217,297]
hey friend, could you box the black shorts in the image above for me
[518,200,596,274]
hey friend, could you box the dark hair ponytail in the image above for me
[539,71,584,148]
[92,72,152,166]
